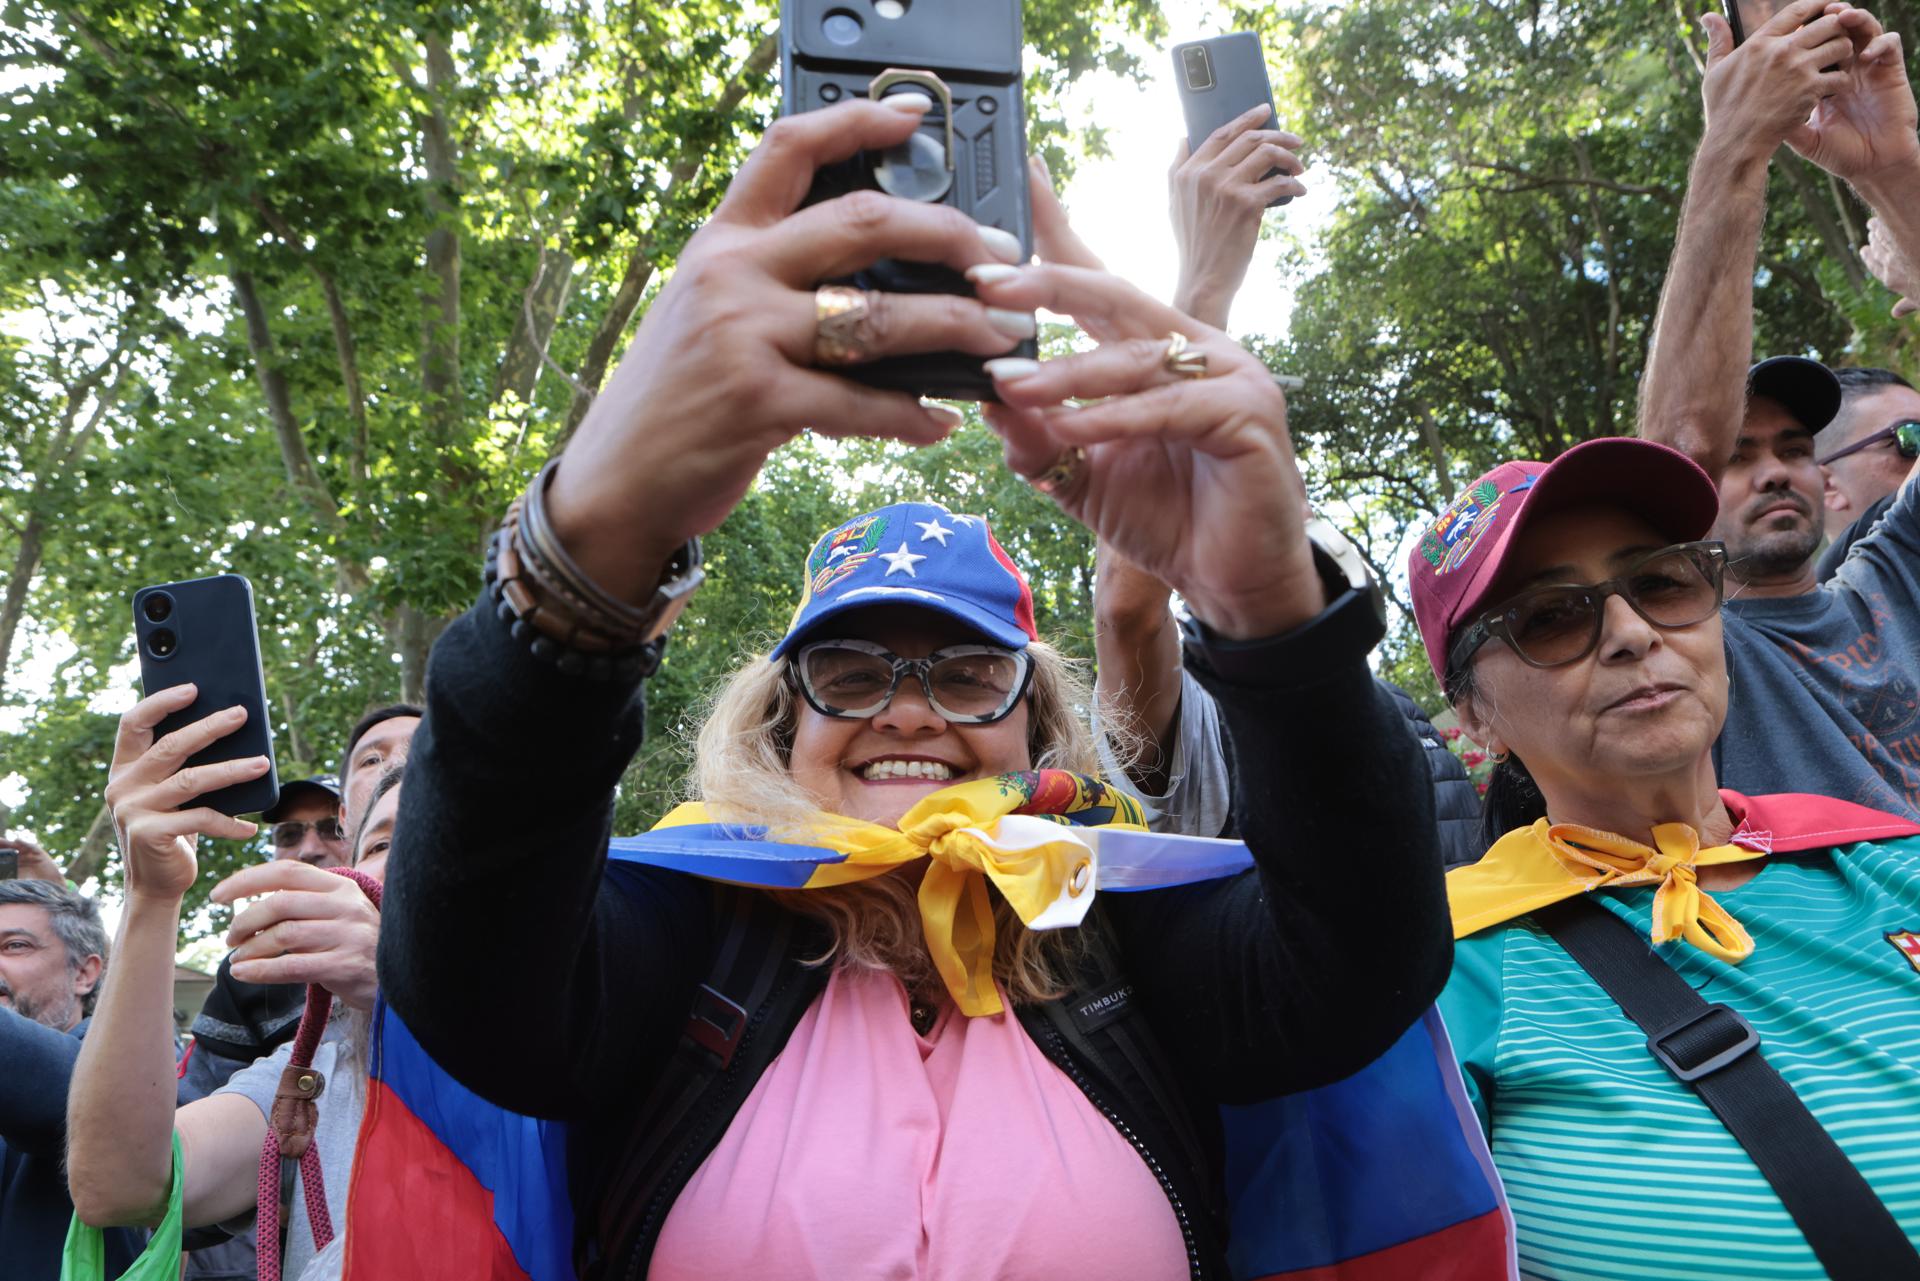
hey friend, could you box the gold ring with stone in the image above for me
[814,285,871,366]
[1162,331,1209,380]
[1030,446,1087,496]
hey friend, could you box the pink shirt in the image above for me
[650,967,1190,1281]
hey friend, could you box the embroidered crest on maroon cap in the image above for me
[1420,479,1508,575]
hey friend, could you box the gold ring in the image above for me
[1162,332,1209,379]
[814,285,871,366]
[1030,446,1087,496]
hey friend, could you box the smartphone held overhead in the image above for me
[133,574,279,818]
[781,0,1034,401]
[1725,0,1796,43]
[1173,31,1292,208]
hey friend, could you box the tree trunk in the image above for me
[418,34,465,472]
[64,801,115,888]
[1779,154,1868,292]
[494,246,574,405]
[386,604,449,704]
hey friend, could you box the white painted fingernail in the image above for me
[986,308,1036,339]
[984,357,1041,381]
[979,226,1024,263]
[966,263,1021,285]
[922,403,964,427]
[881,91,933,114]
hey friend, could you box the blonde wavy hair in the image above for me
[692,637,1104,1005]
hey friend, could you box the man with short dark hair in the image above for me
[1638,2,1920,817]
[338,703,420,830]
[1816,367,1920,579]
[0,878,145,1276]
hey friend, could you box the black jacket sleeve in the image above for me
[0,1005,81,1157]
[1099,588,1454,1102]
[1384,681,1487,870]
[377,598,712,1121]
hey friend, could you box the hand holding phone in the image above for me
[105,686,271,903]
[131,574,278,818]
[1173,33,1295,209]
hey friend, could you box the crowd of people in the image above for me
[6,0,1920,1277]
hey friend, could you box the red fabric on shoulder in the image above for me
[1720,790,1920,855]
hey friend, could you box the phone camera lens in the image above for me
[141,592,174,624]
[147,628,177,659]
[822,9,862,45]
[1183,47,1214,91]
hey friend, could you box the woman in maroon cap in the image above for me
[1421,437,1920,1279]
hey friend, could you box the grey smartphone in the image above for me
[1173,31,1291,207]
[132,574,279,817]
[0,848,15,879]
[1726,0,1793,43]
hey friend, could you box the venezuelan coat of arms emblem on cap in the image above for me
[809,516,887,594]
[1419,480,1506,575]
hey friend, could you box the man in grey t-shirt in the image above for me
[1637,14,1920,818]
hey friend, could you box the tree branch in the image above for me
[559,31,779,443]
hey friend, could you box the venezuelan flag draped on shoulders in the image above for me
[342,769,1515,1280]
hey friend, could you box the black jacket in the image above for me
[380,585,1453,1278]
[1383,682,1487,869]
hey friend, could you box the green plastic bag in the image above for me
[60,1129,184,1280]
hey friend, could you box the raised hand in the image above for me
[1862,214,1920,316]
[212,862,382,1009]
[104,684,264,904]
[1169,104,1306,327]
[973,264,1323,641]
[1700,1,1862,163]
[546,95,1037,602]
[0,836,65,885]
[1785,7,1918,186]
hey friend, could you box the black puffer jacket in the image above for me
[1382,682,1487,869]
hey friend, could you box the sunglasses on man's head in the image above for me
[791,639,1033,724]
[1446,541,1728,680]
[1816,420,1920,467]
[270,817,346,849]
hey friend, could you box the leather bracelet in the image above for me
[520,460,661,641]
[485,526,666,682]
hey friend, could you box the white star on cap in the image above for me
[879,542,926,577]
[915,518,954,546]
[949,514,980,526]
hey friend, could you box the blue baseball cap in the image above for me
[770,502,1039,659]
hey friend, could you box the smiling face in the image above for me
[787,607,1032,825]
[1454,505,1728,805]
[1711,397,1824,581]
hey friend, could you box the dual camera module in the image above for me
[141,591,177,658]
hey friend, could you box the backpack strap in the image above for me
[583,887,828,1280]
[1534,897,1920,1280]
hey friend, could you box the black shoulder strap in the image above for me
[583,888,825,1280]
[1533,897,1920,1280]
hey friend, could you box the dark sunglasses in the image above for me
[1447,541,1727,679]
[271,817,347,849]
[1816,420,1920,467]
[792,639,1033,724]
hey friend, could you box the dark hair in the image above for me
[1445,663,1549,847]
[339,703,423,781]
[352,764,406,860]
[1832,366,1913,399]
[0,880,108,1016]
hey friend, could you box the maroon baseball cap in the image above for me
[1408,437,1721,684]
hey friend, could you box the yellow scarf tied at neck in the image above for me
[1447,819,1765,963]
[654,773,1147,1017]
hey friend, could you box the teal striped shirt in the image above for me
[1440,835,1920,1280]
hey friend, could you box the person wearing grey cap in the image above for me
[259,775,346,869]
[1636,2,1920,820]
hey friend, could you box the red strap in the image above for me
[254,866,382,1281]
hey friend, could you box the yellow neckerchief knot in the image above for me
[1544,822,1753,962]
[1446,816,1767,961]
[657,772,1147,1017]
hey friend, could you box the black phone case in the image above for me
[132,574,279,817]
[781,0,1035,401]
[1173,32,1291,208]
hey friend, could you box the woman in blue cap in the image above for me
[375,95,1453,1280]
